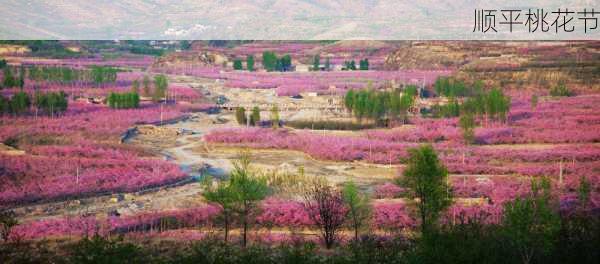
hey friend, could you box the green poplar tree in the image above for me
[398,145,452,235]
[246,55,255,71]
[250,106,260,126]
[233,59,243,70]
[342,181,371,241]
[312,54,320,71]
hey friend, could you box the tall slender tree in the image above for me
[228,152,269,247]
[398,145,452,235]
[235,107,247,125]
[250,106,260,126]
[459,113,476,144]
[262,51,277,72]
[312,54,320,71]
[342,181,371,241]
[142,75,151,97]
[202,177,237,243]
[131,79,140,94]
[503,177,560,264]
[270,105,280,128]
[2,67,15,88]
[153,74,168,102]
[246,55,255,71]
[233,59,243,70]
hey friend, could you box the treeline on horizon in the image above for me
[231,51,370,72]
[1,64,122,87]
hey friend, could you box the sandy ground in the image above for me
[11,109,400,223]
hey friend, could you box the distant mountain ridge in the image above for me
[0,0,592,40]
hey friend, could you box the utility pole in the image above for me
[559,159,564,186]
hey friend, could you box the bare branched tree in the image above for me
[302,180,347,249]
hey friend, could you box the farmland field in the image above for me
[0,40,599,263]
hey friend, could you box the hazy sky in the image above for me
[0,0,597,39]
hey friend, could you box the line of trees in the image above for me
[432,88,510,143]
[311,55,331,71]
[4,65,122,86]
[429,97,461,118]
[90,66,118,85]
[461,87,511,123]
[341,59,369,71]
[344,85,418,125]
[235,106,277,128]
[235,107,261,126]
[232,55,256,71]
[34,91,68,116]
[343,60,356,70]
[107,92,140,109]
[27,66,87,83]
[262,51,292,72]
[430,87,510,122]
[434,77,475,97]
[2,67,25,89]
[0,90,69,116]
[0,91,30,115]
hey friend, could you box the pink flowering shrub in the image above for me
[153,66,451,96]
[367,118,461,143]
[373,183,404,199]
[204,127,416,164]
[450,176,531,203]
[257,198,313,227]
[478,95,600,144]
[204,127,600,183]
[0,101,190,205]
[0,153,185,204]
[372,201,416,230]
[11,205,220,240]
[443,204,504,225]
[169,84,202,102]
